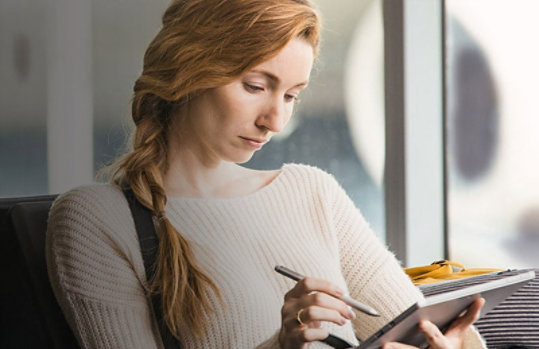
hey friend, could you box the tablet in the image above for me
[356,269,535,349]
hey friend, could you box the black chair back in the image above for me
[0,195,79,348]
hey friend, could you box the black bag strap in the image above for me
[122,188,182,349]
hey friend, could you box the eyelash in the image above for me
[244,83,264,92]
[284,94,298,102]
[244,83,299,102]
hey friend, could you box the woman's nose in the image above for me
[256,97,288,133]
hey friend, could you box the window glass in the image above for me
[446,0,539,268]
[92,0,168,170]
[247,0,386,238]
[0,1,48,197]
[2,0,386,242]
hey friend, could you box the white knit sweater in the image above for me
[46,164,484,349]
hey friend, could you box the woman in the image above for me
[45,0,485,348]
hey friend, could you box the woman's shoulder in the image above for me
[46,183,148,306]
[274,163,347,204]
[281,163,341,189]
[282,162,331,177]
[51,183,126,217]
[55,182,123,200]
[48,183,132,236]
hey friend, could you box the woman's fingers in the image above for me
[384,298,485,349]
[446,298,485,334]
[310,320,322,328]
[285,277,344,300]
[296,327,329,342]
[298,305,349,326]
[280,277,353,348]
[280,322,329,348]
[300,291,356,320]
[384,321,450,349]
[284,277,355,321]
[279,312,329,348]
[382,342,418,349]
[282,304,352,331]
[282,276,355,327]
[418,320,451,348]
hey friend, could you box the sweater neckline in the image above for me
[166,163,291,203]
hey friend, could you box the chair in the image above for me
[0,195,79,348]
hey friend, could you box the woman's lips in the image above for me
[240,136,268,149]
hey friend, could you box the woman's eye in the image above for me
[284,94,298,102]
[244,83,264,92]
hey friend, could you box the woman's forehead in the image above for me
[246,38,314,87]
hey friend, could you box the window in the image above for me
[446,0,539,268]
[248,0,386,239]
[1,0,386,243]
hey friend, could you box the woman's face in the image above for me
[180,38,314,164]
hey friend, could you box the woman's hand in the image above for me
[383,298,485,349]
[278,277,356,349]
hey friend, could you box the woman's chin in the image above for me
[229,151,256,164]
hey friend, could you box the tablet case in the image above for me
[357,269,535,349]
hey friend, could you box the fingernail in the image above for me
[418,320,430,331]
[385,345,394,349]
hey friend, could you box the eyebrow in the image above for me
[250,69,309,88]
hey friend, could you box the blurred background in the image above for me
[445,0,539,269]
[1,0,538,268]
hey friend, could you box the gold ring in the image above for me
[296,308,306,326]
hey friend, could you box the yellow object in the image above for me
[404,260,503,285]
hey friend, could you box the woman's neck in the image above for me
[163,149,236,197]
[162,150,278,199]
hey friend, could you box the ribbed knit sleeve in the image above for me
[45,185,161,349]
[317,169,424,339]
[308,166,485,348]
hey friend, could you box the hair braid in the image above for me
[112,94,221,337]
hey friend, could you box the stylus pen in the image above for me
[275,265,380,317]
